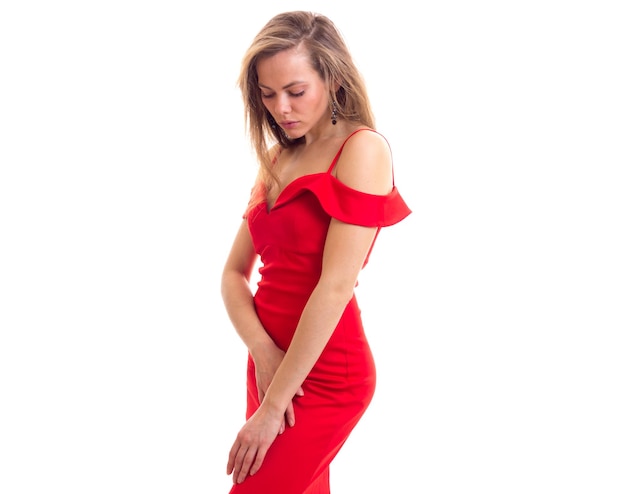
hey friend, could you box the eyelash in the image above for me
[261,91,305,99]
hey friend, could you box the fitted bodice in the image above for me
[244,129,411,348]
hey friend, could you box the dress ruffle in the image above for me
[269,172,411,227]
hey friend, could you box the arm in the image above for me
[221,220,304,429]
[221,220,274,357]
[221,142,283,342]
[262,130,393,415]
[227,130,393,484]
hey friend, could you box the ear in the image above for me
[326,75,341,95]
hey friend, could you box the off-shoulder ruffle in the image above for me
[268,173,411,227]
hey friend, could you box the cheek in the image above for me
[262,100,281,118]
[304,92,327,113]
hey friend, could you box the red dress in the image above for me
[230,129,411,493]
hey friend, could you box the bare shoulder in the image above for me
[334,128,393,195]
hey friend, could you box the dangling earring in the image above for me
[331,101,337,125]
[268,113,277,129]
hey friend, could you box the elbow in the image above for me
[220,268,237,302]
[220,271,228,301]
[317,277,357,308]
[221,266,251,303]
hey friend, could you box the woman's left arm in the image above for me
[227,131,393,484]
[265,130,393,409]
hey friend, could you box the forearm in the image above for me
[262,281,354,412]
[221,271,274,358]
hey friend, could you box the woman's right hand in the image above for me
[252,342,304,433]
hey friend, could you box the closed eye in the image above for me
[260,90,304,99]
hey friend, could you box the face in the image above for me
[256,46,331,139]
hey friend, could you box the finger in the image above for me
[285,402,296,427]
[296,386,304,397]
[249,443,270,476]
[278,419,285,435]
[226,441,240,475]
[229,442,248,482]
[237,447,257,484]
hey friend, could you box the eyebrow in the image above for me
[258,81,307,91]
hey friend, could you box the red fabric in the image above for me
[230,130,411,493]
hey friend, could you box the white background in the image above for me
[1,1,625,493]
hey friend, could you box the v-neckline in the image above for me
[265,172,327,213]
[264,127,376,213]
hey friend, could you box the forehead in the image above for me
[256,46,321,87]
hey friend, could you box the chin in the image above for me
[284,130,306,140]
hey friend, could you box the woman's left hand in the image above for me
[227,403,283,484]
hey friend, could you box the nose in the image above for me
[274,94,291,116]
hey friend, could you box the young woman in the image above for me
[221,11,411,493]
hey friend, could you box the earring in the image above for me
[268,113,277,129]
[331,101,337,125]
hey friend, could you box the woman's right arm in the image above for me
[222,220,303,430]
[221,220,274,357]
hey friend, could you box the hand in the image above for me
[227,403,283,484]
[253,343,304,433]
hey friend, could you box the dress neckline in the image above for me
[265,128,376,212]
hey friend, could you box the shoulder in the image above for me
[342,128,391,159]
[334,128,393,195]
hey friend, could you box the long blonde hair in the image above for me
[238,11,376,211]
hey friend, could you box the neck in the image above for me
[304,120,349,145]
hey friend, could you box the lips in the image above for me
[280,121,299,129]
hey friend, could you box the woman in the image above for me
[221,11,411,493]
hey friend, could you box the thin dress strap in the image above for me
[326,128,396,185]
